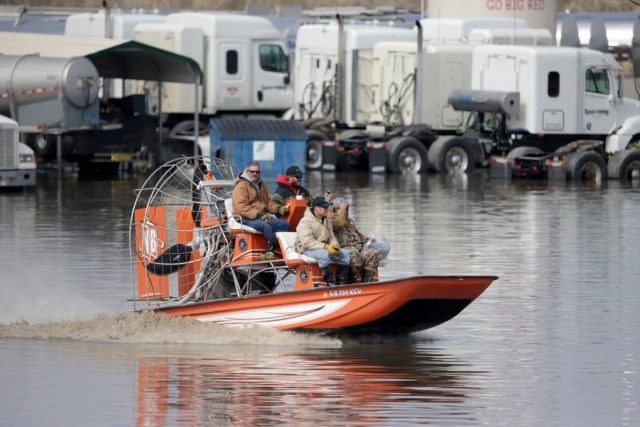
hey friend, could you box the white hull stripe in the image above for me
[195,299,351,328]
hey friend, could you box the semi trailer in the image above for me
[0,54,155,173]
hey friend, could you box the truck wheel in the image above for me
[386,136,428,174]
[428,137,476,174]
[565,151,608,181]
[25,134,56,159]
[608,150,640,181]
[306,133,326,170]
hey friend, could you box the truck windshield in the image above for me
[585,68,610,95]
[259,45,288,73]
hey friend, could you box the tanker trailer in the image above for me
[0,54,154,173]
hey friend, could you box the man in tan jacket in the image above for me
[232,161,289,259]
[295,196,350,286]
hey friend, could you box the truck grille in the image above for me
[0,126,17,169]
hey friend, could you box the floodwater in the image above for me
[1,169,638,426]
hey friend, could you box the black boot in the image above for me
[263,238,276,260]
[362,269,376,283]
[319,266,336,287]
[335,264,349,286]
[347,266,357,284]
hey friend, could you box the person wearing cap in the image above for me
[330,197,380,283]
[232,161,290,260]
[295,196,350,286]
[272,165,313,209]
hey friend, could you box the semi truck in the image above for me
[132,12,293,142]
[444,44,640,181]
[293,17,553,174]
[63,10,294,153]
[0,114,36,188]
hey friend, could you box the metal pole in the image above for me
[157,81,162,169]
[56,133,62,174]
[194,77,199,157]
[413,21,424,124]
[102,1,111,38]
[336,14,344,123]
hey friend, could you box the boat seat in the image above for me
[276,232,318,267]
[224,198,260,234]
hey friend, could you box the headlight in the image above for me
[19,154,34,163]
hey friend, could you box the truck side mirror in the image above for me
[284,73,290,85]
[617,67,624,99]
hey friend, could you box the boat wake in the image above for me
[0,312,343,347]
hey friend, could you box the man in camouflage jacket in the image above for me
[330,198,379,283]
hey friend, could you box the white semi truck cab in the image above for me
[440,44,640,180]
[134,13,293,119]
[0,115,36,188]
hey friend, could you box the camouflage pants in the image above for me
[344,245,379,272]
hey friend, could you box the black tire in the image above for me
[25,133,56,159]
[608,150,640,181]
[306,132,327,170]
[565,151,608,181]
[506,146,543,159]
[427,137,476,174]
[387,136,428,174]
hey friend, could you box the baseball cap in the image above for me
[312,196,331,208]
[286,166,304,178]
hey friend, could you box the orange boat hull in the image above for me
[150,275,497,334]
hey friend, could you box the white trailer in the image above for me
[438,44,640,181]
[0,115,36,188]
[65,10,166,38]
[294,21,415,127]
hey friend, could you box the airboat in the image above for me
[129,156,497,334]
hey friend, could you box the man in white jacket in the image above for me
[295,196,350,286]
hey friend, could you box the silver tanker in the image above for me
[0,55,100,130]
[0,54,155,173]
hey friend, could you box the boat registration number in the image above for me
[328,288,361,297]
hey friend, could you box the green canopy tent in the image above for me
[86,40,204,160]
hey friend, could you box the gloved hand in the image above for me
[259,212,271,223]
[278,205,289,216]
[325,243,340,257]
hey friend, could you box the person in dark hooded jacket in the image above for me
[272,165,313,208]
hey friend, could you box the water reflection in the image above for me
[134,343,484,426]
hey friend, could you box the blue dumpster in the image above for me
[209,118,307,182]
